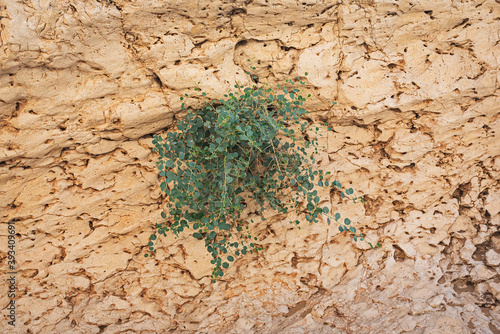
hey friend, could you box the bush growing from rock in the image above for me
[146,71,373,282]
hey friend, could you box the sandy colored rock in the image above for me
[486,250,500,267]
[0,0,499,333]
[422,315,468,334]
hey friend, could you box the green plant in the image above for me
[146,71,372,282]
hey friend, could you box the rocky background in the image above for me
[1,0,499,333]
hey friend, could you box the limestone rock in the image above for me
[0,0,499,333]
[486,249,500,267]
[470,264,497,282]
[460,239,476,263]
[422,315,468,334]
[488,281,500,300]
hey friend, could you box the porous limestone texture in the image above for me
[1,0,499,333]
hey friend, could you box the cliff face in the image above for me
[1,0,499,333]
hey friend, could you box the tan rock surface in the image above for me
[0,0,499,333]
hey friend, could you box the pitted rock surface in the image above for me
[1,0,499,333]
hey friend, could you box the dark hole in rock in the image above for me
[393,245,406,262]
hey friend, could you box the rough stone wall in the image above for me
[1,0,499,333]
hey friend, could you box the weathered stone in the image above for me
[459,239,476,264]
[470,264,497,282]
[422,315,468,334]
[486,249,500,267]
[0,0,499,333]
[488,281,500,300]
[428,294,444,308]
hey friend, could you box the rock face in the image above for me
[1,0,499,333]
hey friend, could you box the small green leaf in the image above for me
[166,171,176,182]
[350,226,356,233]
[227,256,234,262]
[150,234,157,241]
[222,262,229,269]
[161,211,166,219]
[338,226,344,232]
[335,213,341,221]
[344,218,351,225]
[219,222,232,231]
